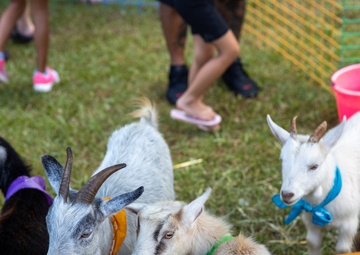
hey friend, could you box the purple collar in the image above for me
[5,176,53,205]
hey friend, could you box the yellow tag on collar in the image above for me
[109,209,127,255]
[103,197,127,255]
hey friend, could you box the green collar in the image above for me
[206,236,234,255]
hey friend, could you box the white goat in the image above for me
[267,113,360,255]
[42,98,175,255]
[127,188,271,255]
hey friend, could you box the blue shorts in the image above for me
[159,0,229,42]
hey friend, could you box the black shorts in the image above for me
[159,0,229,42]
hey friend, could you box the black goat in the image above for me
[0,137,52,255]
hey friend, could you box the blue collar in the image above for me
[272,166,342,227]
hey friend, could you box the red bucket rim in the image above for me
[331,63,360,96]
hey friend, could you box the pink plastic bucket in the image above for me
[331,63,360,121]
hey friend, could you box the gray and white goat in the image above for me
[267,113,360,255]
[42,98,175,255]
[128,188,271,255]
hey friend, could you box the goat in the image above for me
[127,188,271,255]
[42,97,175,255]
[267,113,360,255]
[0,137,53,255]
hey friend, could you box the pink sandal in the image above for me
[170,109,222,131]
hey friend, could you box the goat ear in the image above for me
[41,155,64,195]
[183,188,211,227]
[125,202,147,215]
[321,117,346,149]
[266,115,290,145]
[100,186,144,216]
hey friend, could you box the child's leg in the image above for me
[159,2,187,66]
[159,2,189,105]
[16,0,35,37]
[30,0,49,73]
[0,0,27,51]
[188,39,215,84]
[177,30,239,121]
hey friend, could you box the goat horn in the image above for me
[308,121,327,143]
[290,116,298,139]
[59,147,73,201]
[74,163,127,204]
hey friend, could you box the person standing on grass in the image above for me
[0,0,60,92]
[159,0,260,105]
[168,0,239,131]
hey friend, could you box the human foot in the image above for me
[176,99,217,121]
[170,109,221,126]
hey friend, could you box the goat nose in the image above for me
[281,191,294,204]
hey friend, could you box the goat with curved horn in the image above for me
[42,97,175,255]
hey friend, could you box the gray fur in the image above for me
[43,99,175,255]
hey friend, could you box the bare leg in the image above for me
[31,0,49,72]
[176,31,239,121]
[16,0,35,36]
[188,42,214,84]
[0,0,27,51]
[159,0,245,64]
[159,2,187,66]
[159,3,190,104]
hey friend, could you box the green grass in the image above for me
[0,3,341,255]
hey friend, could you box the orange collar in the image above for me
[108,209,127,255]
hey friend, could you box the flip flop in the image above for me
[197,124,220,132]
[170,109,222,127]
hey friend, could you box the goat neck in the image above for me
[189,212,232,254]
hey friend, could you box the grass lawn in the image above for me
[0,3,341,255]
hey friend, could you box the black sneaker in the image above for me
[166,65,188,105]
[11,27,34,44]
[3,51,9,61]
[222,58,259,98]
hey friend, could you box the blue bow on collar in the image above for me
[272,166,342,227]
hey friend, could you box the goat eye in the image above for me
[308,164,318,171]
[163,231,174,239]
[80,231,92,239]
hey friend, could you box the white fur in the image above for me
[267,113,360,255]
[44,98,175,255]
[128,188,271,255]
